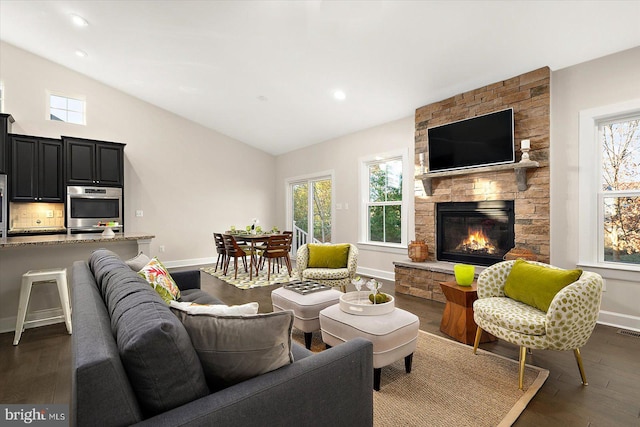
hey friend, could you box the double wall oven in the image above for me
[67,186,123,232]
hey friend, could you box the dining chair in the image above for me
[213,233,227,272]
[259,234,292,280]
[222,234,253,279]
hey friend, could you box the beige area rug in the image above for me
[292,329,548,427]
[201,265,297,289]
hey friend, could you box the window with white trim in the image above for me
[599,115,640,266]
[360,150,408,247]
[49,94,85,125]
[579,100,640,272]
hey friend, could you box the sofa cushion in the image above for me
[307,244,350,268]
[138,257,181,303]
[172,309,294,391]
[504,259,583,312]
[180,288,225,305]
[89,249,210,417]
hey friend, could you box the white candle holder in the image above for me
[419,153,426,174]
[520,139,531,162]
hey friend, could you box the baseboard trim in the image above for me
[163,257,217,269]
[598,310,640,332]
[356,266,395,282]
[0,308,64,335]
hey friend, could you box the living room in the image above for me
[1,1,639,426]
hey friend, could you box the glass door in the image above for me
[290,176,332,254]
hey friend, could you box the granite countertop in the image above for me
[0,232,155,248]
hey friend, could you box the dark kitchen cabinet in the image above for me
[0,114,15,174]
[10,135,63,202]
[64,137,124,186]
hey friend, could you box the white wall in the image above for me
[551,46,640,330]
[275,116,416,280]
[0,41,277,265]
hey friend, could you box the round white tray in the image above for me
[339,291,395,316]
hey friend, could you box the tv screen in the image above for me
[427,108,514,172]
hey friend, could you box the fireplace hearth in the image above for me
[436,201,515,266]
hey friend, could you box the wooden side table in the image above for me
[439,281,496,345]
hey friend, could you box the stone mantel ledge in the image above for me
[393,259,487,276]
[0,232,155,248]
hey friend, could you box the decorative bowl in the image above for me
[339,291,395,316]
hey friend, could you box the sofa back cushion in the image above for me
[88,249,210,417]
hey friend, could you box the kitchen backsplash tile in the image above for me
[9,202,65,229]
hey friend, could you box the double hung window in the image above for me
[360,150,408,247]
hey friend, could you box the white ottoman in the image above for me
[271,287,342,349]
[319,304,420,390]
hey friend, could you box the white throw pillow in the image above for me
[170,300,259,316]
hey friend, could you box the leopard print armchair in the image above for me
[295,244,358,292]
[472,260,603,389]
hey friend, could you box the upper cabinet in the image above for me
[63,137,125,186]
[0,114,15,174]
[10,135,64,202]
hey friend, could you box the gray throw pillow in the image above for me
[172,309,294,391]
[125,252,151,271]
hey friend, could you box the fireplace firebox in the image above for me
[436,201,515,266]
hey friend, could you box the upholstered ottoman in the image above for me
[319,304,420,390]
[271,286,342,349]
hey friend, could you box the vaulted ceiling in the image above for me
[1,1,639,155]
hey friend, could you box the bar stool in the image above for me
[13,268,72,345]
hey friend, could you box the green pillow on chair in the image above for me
[504,259,582,312]
[307,244,350,269]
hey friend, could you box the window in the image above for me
[599,115,640,266]
[49,94,85,125]
[579,99,640,273]
[360,150,409,247]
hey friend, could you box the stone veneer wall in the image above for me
[396,67,550,301]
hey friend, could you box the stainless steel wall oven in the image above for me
[66,186,123,232]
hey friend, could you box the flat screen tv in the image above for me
[427,108,514,172]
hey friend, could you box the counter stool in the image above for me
[13,268,72,345]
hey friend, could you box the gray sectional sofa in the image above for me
[71,249,373,426]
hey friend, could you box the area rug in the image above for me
[291,329,548,427]
[201,265,297,289]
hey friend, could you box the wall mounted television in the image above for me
[427,108,514,173]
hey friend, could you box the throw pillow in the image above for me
[170,300,259,316]
[503,259,583,312]
[307,243,350,268]
[125,252,151,271]
[138,257,181,304]
[172,309,294,391]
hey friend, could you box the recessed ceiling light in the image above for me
[71,14,89,27]
[75,49,88,58]
[333,90,346,101]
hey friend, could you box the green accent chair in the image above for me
[295,243,358,292]
[472,260,603,389]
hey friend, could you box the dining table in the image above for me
[223,232,286,280]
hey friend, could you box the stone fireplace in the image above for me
[394,67,551,302]
[436,200,515,266]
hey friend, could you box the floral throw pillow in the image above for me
[138,257,181,304]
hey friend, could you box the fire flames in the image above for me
[456,227,497,254]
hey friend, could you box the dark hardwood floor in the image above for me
[1,266,639,426]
